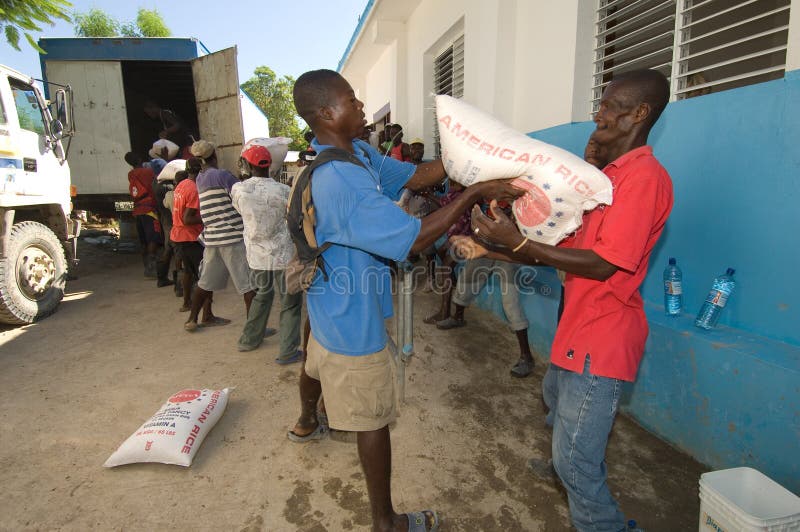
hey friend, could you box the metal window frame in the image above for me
[591,0,791,113]
[433,34,464,158]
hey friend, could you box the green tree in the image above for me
[134,8,170,37]
[1,0,72,52]
[241,66,305,151]
[73,7,170,38]
[73,8,118,37]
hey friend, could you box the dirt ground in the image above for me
[0,238,707,531]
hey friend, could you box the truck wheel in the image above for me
[0,221,68,325]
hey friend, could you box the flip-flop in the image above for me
[527,457,556,481]
[422,314,445,325]
[263,327,277,338]
[511,358,534,378]
[201,316,231,327]
[179,305,190,312]
[184,321,198,332]
[287,422,327,443]
[275,350,303,365]
[436,317,466,330]
[406,510,440,531]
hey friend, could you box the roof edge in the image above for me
[337,0,377,73]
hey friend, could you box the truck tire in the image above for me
[0,221,68,325]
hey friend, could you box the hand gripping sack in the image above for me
[242,137,292,179]
[435,95,613,245]
[104,388,230,467]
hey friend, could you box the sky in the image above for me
[0,0,368,82]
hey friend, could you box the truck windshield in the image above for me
[10,79,45,135]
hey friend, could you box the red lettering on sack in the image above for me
[516,152,530,164]
[438,115,451,129]
[574,180,593,196]
[181,424,202,454]
[478,142,494,155]
[452,122,470,142]
[499,148,515,160]
[145,441,153,451]
[468,135,481,148]
[556,165,571,181]
[531,154,551,167]
[169,390,201,403]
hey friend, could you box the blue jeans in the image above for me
[543,359,626,532]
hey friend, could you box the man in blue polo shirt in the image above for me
[290,69,523,532]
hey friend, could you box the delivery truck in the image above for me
[38,37,269,214]
[0,63,79,324]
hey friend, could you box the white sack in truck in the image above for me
[435,95,613,245]
[242,137,292,179]
[104,388,230,467]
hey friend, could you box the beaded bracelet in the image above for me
[512,237,528,253]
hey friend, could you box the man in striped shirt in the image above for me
[184,140,256,332]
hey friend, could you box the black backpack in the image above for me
[285,147,367,293]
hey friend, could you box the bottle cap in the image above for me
[668,258,676,265]
[726,268,735,275]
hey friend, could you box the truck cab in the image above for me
[0,64,78,324]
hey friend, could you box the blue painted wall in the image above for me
[474,70,800,493]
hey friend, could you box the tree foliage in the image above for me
[73,8,117,37]
[134,9,170,37]
[241,67,305,151]
[1,0,72,53]
[73,7,170,38]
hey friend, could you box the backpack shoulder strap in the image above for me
[287,146,370,262]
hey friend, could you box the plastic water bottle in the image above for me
[663,258,682,316]
[695,268,736,330]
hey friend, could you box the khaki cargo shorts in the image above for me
[305,334,397,432]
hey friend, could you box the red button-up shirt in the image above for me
[552,146,673,381]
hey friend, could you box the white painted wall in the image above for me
[787,0,800,71]
[364,44,397,124]
[344,0,585,152]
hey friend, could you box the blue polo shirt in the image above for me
[307,139,421,355]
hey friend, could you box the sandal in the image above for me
[423,313,446,325]
[435,317,465,330]
[406,510,440,531]
[287,422,328,443]
[179,304,191,312]
[200,316,231,327]
[510,358,534,378]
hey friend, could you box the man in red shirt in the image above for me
[454,69,673,531]
[125,152,162,278]
[171,157,220,322]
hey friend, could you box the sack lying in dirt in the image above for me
[104,388,230,467]
[242,137,291,179]
[435,95,613,244]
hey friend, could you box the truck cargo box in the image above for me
[39,38,269,214]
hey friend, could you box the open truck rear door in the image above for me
[191,46,244,174]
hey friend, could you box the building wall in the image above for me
[345,0,587,148]
[364,44,397,123]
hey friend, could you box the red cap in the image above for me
[241,145,272,168]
